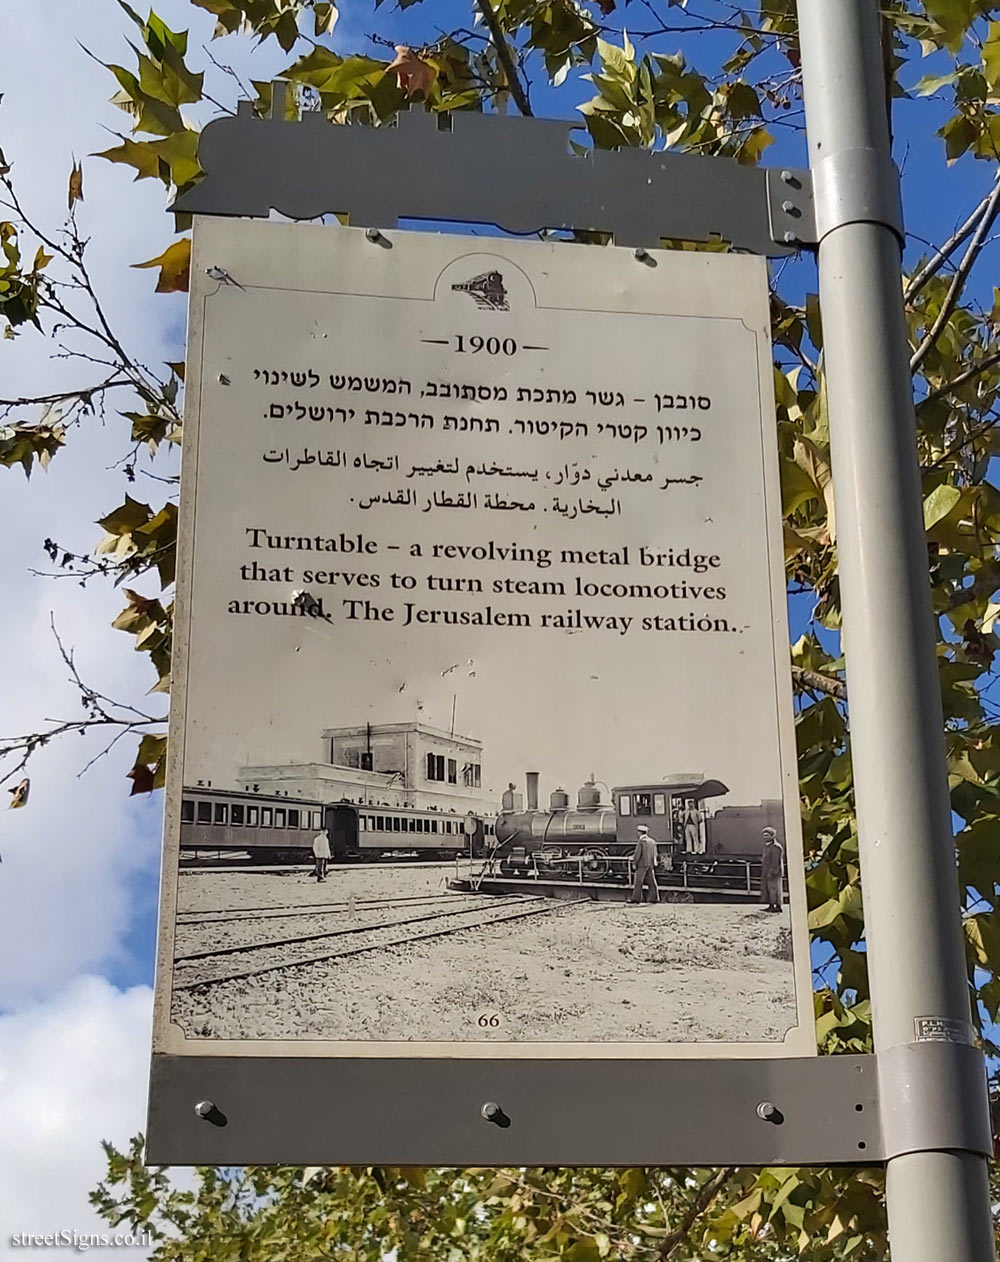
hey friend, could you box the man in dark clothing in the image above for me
[760,827,784,912]
[630,825,660,904]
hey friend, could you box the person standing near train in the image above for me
[629,824,660,904]
[760,827,784,912]
[681,801,702,853]
[312,825,331,881]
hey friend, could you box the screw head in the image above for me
[781,199,796,214]
[780,169,794,184]
[481,1101,502,1121]
[194,1100,217,1119]
[365,227,382,242]
[782,231,798,245]
[756,1100,778,1121]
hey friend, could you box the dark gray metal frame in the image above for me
[151,93,992,1168]
[174,86,815,254]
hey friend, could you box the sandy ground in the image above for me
[170,863,797,1045]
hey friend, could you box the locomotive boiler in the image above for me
[495,773,618,845]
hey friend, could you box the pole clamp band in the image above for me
[878,1041,993,1160]
[811,147,904,244]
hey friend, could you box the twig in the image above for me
[920,348,1000,408]
[473,0,534,116]
[657,1168,731,1259]
[904,183,1000,302]
[923,412,1000,473]
[910,176,1000,374]
[792,664,847,701]
[941,560,1000,614]
[0,616,165,787]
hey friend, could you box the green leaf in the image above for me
[97,495,153,536]
[94,136,163,182]
[923,482,962,529]
[923,0,974,52]
[313,1,337,35]
[131,237,190,292]
[984,21,1000,91]
[914,70,958,96]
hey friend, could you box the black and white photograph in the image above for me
[155,220,814,1057]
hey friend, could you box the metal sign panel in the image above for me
[151,218,815,1154]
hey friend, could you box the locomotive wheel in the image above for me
[582,850,611,880]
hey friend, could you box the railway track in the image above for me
[173,895,588,991]
[174,893,499,956]
[177,891,459,925]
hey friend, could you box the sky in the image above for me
[0,0,997,1253]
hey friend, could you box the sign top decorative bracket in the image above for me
[173,85,816,256]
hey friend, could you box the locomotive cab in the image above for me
[613,778,728,860]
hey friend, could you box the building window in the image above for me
[463,763,482,787]
[214,803,228,825]
[247,806,259,827]
[231,804,245,826]
[432,819,439,834]
[619,794,631,816]
[274,808,286,828]
[196,801,212,824]
[288,809,300,828]
[261,807,273,828]
[427,753,446,782]
[181,800,195,823]
[447,758,457,784]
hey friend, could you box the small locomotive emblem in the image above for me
[451,270,509,311]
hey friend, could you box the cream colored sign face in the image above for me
[156,219,814,1059]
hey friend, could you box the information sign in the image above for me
[154,218,813,1064]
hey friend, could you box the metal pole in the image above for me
[796,2,995,1257]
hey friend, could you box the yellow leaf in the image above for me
[314,1,338,36]
[132,237,191,293]
[8,777,29,809]
[792,436,836,544]
[68,160,84,209]
[387,46,438,99]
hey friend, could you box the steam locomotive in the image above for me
[492,771,783,889]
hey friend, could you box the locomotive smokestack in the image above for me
[525,771,539,811]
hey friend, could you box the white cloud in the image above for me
[0,978,153,1258]
[0,1,283,1003]
[0,0,277,1221]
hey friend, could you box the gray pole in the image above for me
[796,2,996,1258]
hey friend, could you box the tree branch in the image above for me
[904,183,1000,303]
[910,175,1000,375]
[920,348,1000,408]
[473,0,533,116]
[658,1168,731,1260]
[0,616,165,787]
[792,664,847,700]
[941,561,1000,614]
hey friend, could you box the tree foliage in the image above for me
[4,0,1000,1254]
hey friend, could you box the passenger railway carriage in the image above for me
[179,786,490,862]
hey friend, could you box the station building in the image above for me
[238,721,486,814]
